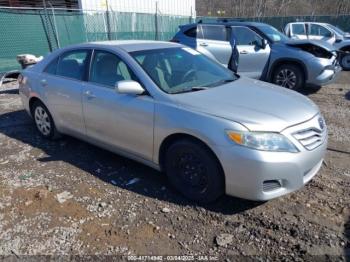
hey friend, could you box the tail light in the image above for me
[18,74,26,85]
[18,74,24,84]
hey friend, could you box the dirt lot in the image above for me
[0,73,349,260]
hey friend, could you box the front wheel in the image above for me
[340,53,350,71]
[272,64,304,90]
[164,139,224,203]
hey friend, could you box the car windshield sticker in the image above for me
[182,47,200,55]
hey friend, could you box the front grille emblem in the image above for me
[318,117,325,131]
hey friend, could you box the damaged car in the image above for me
[172,21,342,90]
[285,22,350,70]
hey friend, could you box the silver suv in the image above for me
[172,21,341,90]
[285,22,350,70]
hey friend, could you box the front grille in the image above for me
[263,180,282,192]
[293,117,327,151]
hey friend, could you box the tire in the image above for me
[164,139,224,204]
[272,64,304,91]
[340,53,350,71]
[31,100,60,140]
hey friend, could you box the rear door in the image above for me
[41,49,91,136]
[82,50,154,160]
[196,24,232,66]
[231,26,271,79]
[288,23,308,40]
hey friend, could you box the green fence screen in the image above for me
[0,8,193,72]
[1,8,350,73]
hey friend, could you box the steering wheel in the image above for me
[182,69,197,82]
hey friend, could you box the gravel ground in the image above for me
[0,74,349,260]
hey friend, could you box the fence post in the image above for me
[155,1,159,40]
[42,0,55,51]
[105,0,112,40]
[48,1,60,48]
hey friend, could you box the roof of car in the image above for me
[288,22,328,25]
[66,40,181,52]
[183,21,269,28]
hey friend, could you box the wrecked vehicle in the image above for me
[0,54,43,87]
[172,21,342,90]
[19,41,327,203]
[285,22,350,70]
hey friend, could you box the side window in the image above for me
[44,57,58,75]
[198,25,227,41]
[310,24,332,37]
[184,27,197,38]
[56,50,89,81]
[231,26,262,46]
[90,51,135,88]
[292,24,306,35]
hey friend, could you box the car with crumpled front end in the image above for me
[172,21,342,90]
[285,22,350,70]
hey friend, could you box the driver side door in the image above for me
[308,23,335,44]
[231,26,271,79]
[82,50,155,161]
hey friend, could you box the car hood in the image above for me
[173,77,319,132]
[283,39,336,51]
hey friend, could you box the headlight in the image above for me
[226,131,299,153]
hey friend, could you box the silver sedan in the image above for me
[19,41,328,203]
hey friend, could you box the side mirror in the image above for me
[261,39,268,49]
[115,80,145,96]
[326,32,334,38]
[335,37,343,43]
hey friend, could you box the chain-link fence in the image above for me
[1,7,350,73]
[0,7,193,73]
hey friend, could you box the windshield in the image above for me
[130,47,237,94]
[327,24,346,35]
[257,25,289,43]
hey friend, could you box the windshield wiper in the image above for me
[205,78,235,87]
[174,87,209,94]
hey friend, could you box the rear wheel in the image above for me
[340,53,350,71]
[272,64,304,90]
[31,100,60,140]
[164,139,224,203]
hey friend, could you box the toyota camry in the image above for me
[19,41,328,203]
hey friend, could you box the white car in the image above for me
[285,22,350,70]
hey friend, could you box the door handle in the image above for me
[84,90,96,99]
[240,50,248,55]
[200,43,208,47]
[40,79,48,87]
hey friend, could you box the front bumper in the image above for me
[306,57,342,86]
[214,116,328,201]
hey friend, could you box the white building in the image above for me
[79,0,196,17]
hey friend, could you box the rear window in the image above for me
[198,25,227,41]
[44,57,58,75]
[184,27,197,38]
[56,50,89,81]
[292,24,306,35]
